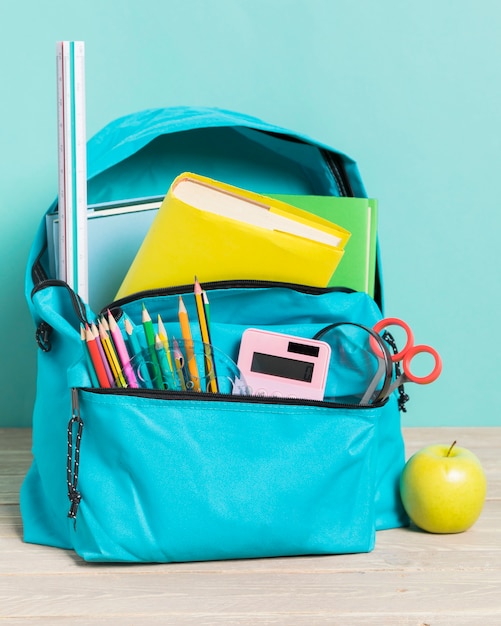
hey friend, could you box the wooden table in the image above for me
[1,427,500,625]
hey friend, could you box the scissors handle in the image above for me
[402,344,442,384]
[373,317,414,362]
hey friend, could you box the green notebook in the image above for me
[269,194,378,296]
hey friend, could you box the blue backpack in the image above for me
[22,106,408,562]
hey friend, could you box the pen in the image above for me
[178,296,201,391]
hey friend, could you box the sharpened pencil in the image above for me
[142,304,163,390]
[178,296,201,391]
[85,324,111,388]
[194,277,218,393]
[107,310,138,388]
[124,316,153,388]
[99,321,127,388]
[91,322,114,387]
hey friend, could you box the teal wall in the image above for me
[1,0,499,427]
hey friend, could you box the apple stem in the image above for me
[446,441,457,457]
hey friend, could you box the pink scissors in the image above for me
[372,317,442,402]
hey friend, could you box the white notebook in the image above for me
[46,196,163,312]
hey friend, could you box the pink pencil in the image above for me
[107,310,139,388]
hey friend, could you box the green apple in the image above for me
[400,441,487,534]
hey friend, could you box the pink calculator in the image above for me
[236,328,331,401]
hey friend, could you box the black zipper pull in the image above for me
[67,388,84,521]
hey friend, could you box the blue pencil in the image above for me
[124,316,153,389]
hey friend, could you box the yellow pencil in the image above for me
[99,321,127,388]
[157,314,174,374]
[194,277,218,393]
[178,296,201,391]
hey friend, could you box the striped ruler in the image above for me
[56,41,88,301]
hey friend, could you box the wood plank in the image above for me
[0,427,32,447]
[0,453,32,476]
[1,427,500,625]
[0,428,32,507]
[0,616,499,626]
[1,570,501,619]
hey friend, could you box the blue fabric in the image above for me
[73,390,378,562]
[21,282,407,561]
[85,106,366,197]
[22,106,407,562]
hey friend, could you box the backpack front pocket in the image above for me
[68,389,379,563]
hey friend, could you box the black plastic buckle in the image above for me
[36,321,52,352]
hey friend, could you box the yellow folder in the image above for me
[115,173,351,299]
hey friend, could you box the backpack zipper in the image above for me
[106,280,355,316]
[320,149,353,198]
[31,278,355,351]
[75,385,386,411]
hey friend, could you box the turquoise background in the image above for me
[1,0,499,427]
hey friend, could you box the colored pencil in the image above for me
[90,322,114,387]
[178,296,201,391]
[99,322,127,388]
[107,310,138,388]
[172,337,187,391]
[124,316,152,388]
[155,334,176,390]
[85,324,111,388]
[141,304,163,389]
[203,289,211,327]
[194,277,218,393]
[80,324,99,387]
[157,314,174,374]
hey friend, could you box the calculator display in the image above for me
[250,352,314,382]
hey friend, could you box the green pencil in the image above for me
[142,304,163,390]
